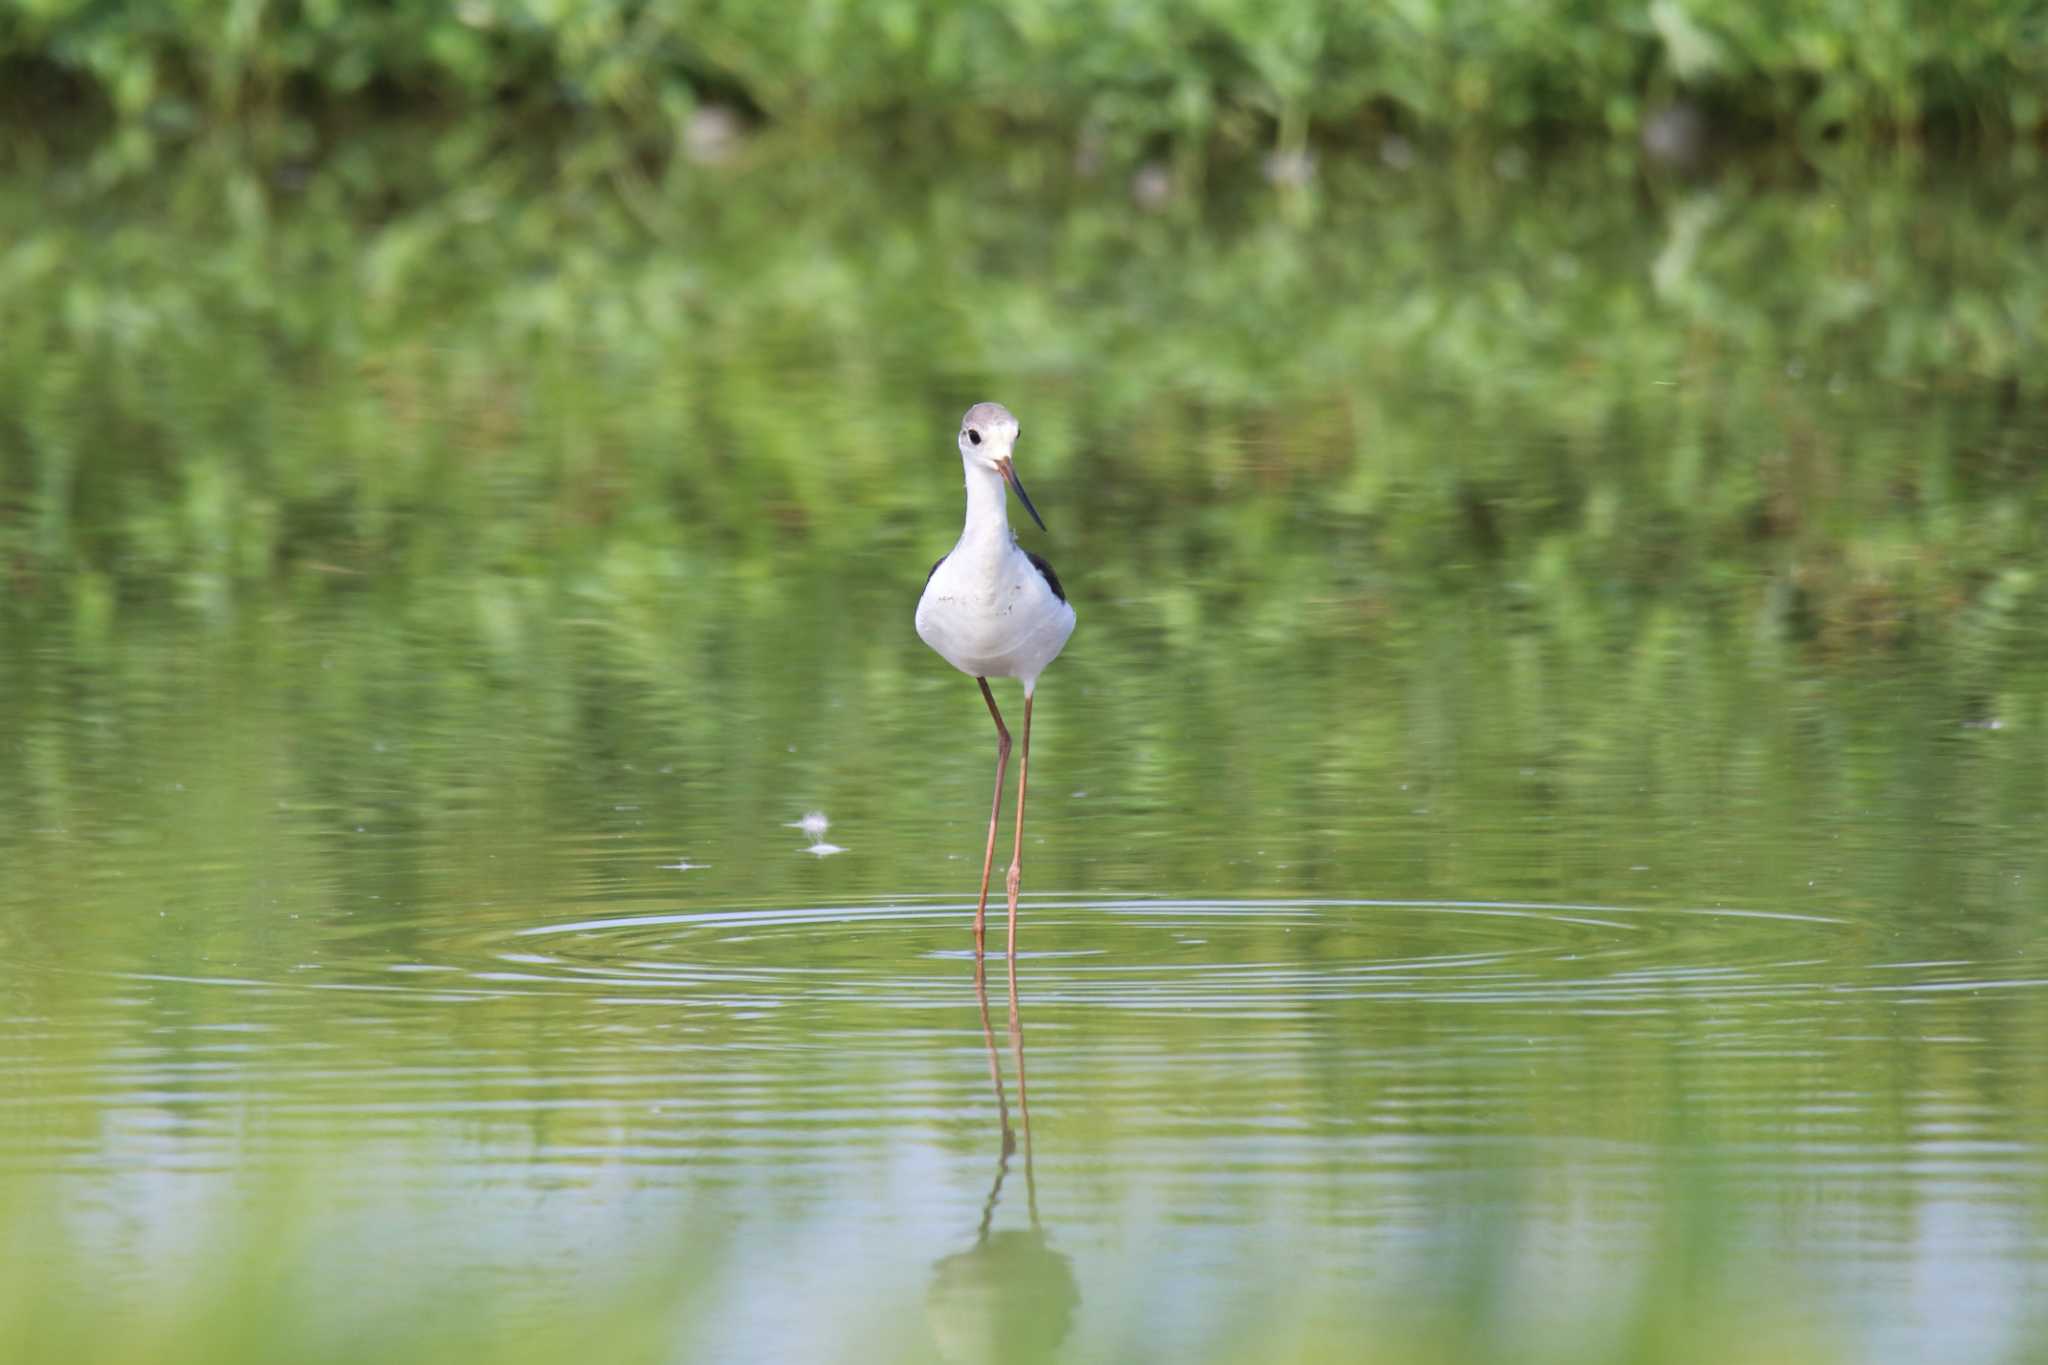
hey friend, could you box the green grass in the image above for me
[3,0,2045,154]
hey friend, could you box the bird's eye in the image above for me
[967,429,982,446]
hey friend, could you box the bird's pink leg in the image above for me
[974,678,1011,988]
[1004,692,1034,998]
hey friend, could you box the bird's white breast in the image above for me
[916,535,1075,685]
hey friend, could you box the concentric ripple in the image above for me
[67,895,2048,1024]
[289,895,1894,1018]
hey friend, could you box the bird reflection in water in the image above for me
[926,974,1078,1365]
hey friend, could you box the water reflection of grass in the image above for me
[0,1170,1856,1365]
[4,133,2044,674]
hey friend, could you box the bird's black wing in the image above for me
[1024,549,1067,604]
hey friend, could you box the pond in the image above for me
[2,133,2046,1363]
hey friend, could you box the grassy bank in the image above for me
[3,0,2045,154]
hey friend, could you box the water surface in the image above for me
[3,141,2047,1363]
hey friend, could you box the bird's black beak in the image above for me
[999,459,1048,532]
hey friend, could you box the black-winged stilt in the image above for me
[915,402,1076,983]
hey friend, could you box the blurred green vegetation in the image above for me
[2,0,2045,154]
[2,127,2045,673]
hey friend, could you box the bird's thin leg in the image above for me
[1004,691,1035,996]
[974,678,1012,987]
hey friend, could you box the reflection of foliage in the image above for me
[1,0,2042,147]
[2,129,2043,668]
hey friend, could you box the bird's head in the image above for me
[958,401,1046,531]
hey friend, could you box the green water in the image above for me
[3,135,2048,1362]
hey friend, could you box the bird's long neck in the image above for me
[959,463,1011,546]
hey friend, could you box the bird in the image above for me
[916,402,1076,984]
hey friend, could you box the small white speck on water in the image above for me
[787,811,830,838]
[659,860,706,872]
[1071,790,1088,798]
[803,842,846,858]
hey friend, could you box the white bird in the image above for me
[916,402,1076,980]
